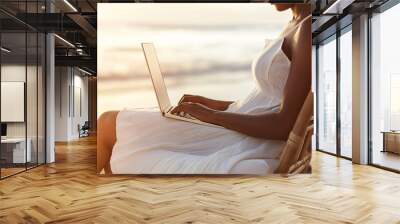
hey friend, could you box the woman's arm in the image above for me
[171,102,289,140]
[178,94,233,111]
[172,18,311,141]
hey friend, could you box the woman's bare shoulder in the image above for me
[281,16,312,60]
[298,16,312,32]
[287,17,311,45]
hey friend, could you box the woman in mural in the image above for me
[97,4,311,175]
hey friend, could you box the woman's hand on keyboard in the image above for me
[171,102,217,124]
[178,94,234,111]
[178,94,205,105]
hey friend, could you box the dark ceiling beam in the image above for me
[86,0,97,12]
[55,47,97,57]
[0,8,38,31]
[55,55,96,71]
[67,13,97,39]
[14,13,82,32]
[8,12,96,48]
[0,18,27,31]
[10,12,97,47]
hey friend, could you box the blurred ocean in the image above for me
[97,4,291,115]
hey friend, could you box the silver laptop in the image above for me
[142,43,221,128]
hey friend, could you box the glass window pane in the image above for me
[371,3,400,171]
[317,37,337,154]
[0,1,46,179]
[340,29,352,158]
[1,31,27,177]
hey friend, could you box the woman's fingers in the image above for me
[178,94,202,105]
[178,94,192,104]
[171,102,193,114]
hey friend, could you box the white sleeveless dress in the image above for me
[110,33,292,175]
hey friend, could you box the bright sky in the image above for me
[98,3,291,27]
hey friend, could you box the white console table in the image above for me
[1,138,32,163]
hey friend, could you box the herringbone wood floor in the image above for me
[1,136,400,224]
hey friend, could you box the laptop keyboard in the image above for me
[168,108,196,120]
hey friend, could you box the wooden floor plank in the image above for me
[0,136,400,223]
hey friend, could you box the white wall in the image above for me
[54,67,89,141]
[55,67,70,141]
[70,73,89,139]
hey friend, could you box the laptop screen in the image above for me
[142,43,172,112]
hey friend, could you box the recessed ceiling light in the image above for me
[63,0,78,12]
[54,34,75,48]
[1,47,11,53]
[78,67,93,76]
